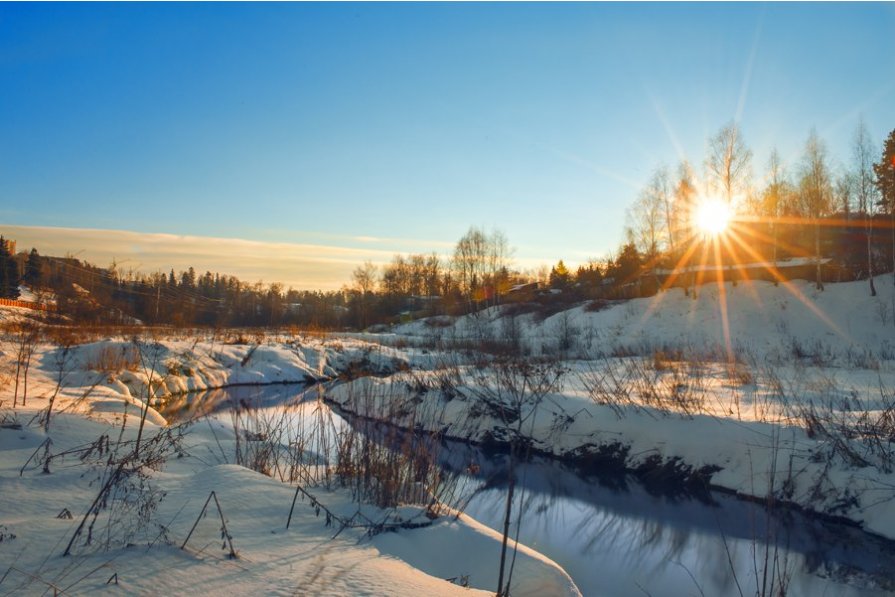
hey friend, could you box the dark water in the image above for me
[165,384,895,596]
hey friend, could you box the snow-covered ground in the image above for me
[328,275,895,541]
[3,274,895,594]
[14,285,55,305]
[0,336,579,595]
[391,274,895,365]
[327,363,895,539]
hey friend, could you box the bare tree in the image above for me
[467,358,565,597]
[761,149,789,279]
[380,255,408,297]
[626,182,664,263]
[132,337,167,457]
[487,229,511,305]
[42,334,74,433]
[453,227,488,306]
[672,161,698,295]
[648,166,678,257]
[798,129,833,291]
[351,261,378,329]
[674,160,697,243]
[452,227,511,310]
[12,322,39,407]
[834,172,854,219]
[705,121,753,208]
[423,253,442,298]
[352,261,377,295]
[853,119,878,296]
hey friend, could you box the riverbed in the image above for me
[163,382,895,596]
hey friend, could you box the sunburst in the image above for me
[693,198,731,237]
[640,198,860,365]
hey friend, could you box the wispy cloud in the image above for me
[348,234,453,248]
[1,224,442,290]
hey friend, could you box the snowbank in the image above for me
[0,335,579,596]
[4,336,410,427]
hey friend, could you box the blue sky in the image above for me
[2,3,894,289]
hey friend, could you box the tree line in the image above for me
[5,226,609,329]
[0,238,41,300]
[4,121,894,330]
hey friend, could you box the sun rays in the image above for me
[693,198,731,236]
[639,200,858,363]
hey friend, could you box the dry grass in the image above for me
[85,344,141,373]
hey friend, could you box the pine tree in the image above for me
[0,236,21,299]
[575,262,602,288]
[24,248,42,287]
[549,260,571,289]
[609,242,642,285]
[0,236,7,297]
[873,128,895,285]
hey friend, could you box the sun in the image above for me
[694,198,731,236]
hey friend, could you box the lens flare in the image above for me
[694,199,730,236]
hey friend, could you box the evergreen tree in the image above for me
[609,242,642,285]
[873,128,895,285]
[575,262,602,288]
[180,266,197,290]
[0,236,21,299]
[549,260,571,289]
[24,248,42,287]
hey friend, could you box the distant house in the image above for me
[503,282,539,303]
[507,282,538,294]
[651,257,836,289]
[408,295,441,309]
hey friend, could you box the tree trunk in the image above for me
[13,355,21,408]
[496,447,516,597]
[868,214,876,296]
[772,217,779,286]
[815,223,824,291]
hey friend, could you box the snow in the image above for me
[4,273,895,593]
[0,335,578,596]
[337,275,895,540]
[393,274,895,365]
[654,256,832,275]
[16,286,38,303]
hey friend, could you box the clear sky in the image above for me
[2,2,894,290]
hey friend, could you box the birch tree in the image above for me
[853,119,878,295]
[761,149,790,277]
[706,122,753,209]
[798,130,833,291]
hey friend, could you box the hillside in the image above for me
[394,274,895,365]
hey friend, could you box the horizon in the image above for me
[2,2,894,289]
